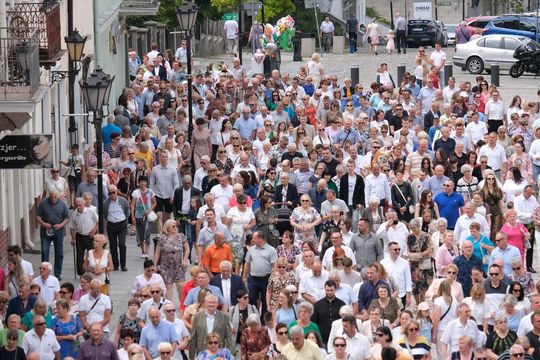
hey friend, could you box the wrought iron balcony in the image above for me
[6,0,63,66]
[120,0,161,16]
[0,27,40,101]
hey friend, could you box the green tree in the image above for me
[209,0,295,23]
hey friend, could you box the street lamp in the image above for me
[79,67,115,234]
[176,0,199,144]
[52,29,87,146]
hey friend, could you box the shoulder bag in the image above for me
[394,183,414,214]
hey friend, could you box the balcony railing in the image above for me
[120,0,161,15]
[0,28,40,101]
[6,0,62,65]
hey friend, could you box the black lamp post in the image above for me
[79,67,115,234]
[52,29,87,146]
[176,0,199,144]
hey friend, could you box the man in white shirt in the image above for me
[484,90,506,133]
[70,197,99,276]
[254,106,274,128]
[376,210,409,257]
[514,185,538,272]
[327,306,363,353]
[231,153,256,178]
[32,262,60,307]
[22,314,60,360]
[442,77,459,105]
[454,202,490,244]
[321,231,356,269]
[210,174,234,213]
[440,303,481,359]
[299,261,328,304]
[328,271,356,309]
[380,241,412,308]
[163,303,190,359]
[517,293,540,337]
[364,163,392,207]
[342,315,372,360]
[196,194,227,235]
[320,17,335,53]
[295,250,315,282]
[6,245,33,282]
[430,42,446,72]
[223,19,239,56]
[478,132,506,175]
[78,279,112,333]
[465,111,488,146]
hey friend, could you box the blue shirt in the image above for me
[358,279,389,311]
[467,235,493,272]
[183,285,225,307]
[453,254,483,296]
[303,84,315,96]
[406,83,421,98]
[233,116,258,140]
[140,320,180,358]
[334,128,360,146]
[489,245,522,275]
[425,175,449,197]
[434,192,464,230]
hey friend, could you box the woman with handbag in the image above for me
[391,171,414,223]
[406,219,433,304]
[225,194,256,274]
[365,17,381,56]
[51,299,85,359]
[130,175,156,259]
[154,219,190,302]
[83,234,113,295]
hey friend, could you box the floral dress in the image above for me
[227,207,255,264]
[276,244,302,265]
[407,232,433,295]
[196,349,234,360]
[267,271,297,310]
[157,233,188,283]
[117,314,142,347]
[240,327,272,360]
[291,207,321,248]
[51,315,84,359]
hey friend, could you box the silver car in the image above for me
[446,24,458,45]
[453,34,528,74]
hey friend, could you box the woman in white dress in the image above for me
[83,234,114,294]
[306,53,324,85]
[225,194,256,273]
[366,18,382,55]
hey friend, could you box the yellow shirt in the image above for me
[281,340,323,360]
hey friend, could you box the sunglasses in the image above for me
[489,272,500,276]
[150,290,161,294]
[165,309,175,313]
[447,271,457,275]
[278,331,288,335]
[207,341,219,345]
[160,351,172,355]
[334,343,346,348]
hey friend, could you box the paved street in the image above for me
[202,46,540,101]
[22,46,540,339]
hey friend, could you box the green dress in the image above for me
[287,320,322,339]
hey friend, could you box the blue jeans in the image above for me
[533,163,540,183]
[41,232,64,278]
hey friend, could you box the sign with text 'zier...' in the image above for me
[0,134,55,169]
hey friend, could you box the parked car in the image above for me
[446,23,458,45]
[453,34,528,74]
[406,19,443,47]
[436,21,449,46]
[465,15,496,34]
[483,16,540,41]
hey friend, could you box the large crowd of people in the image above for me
[2,34,540,360]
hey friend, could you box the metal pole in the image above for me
[390,1,395,30]
[397,64,406,86]
[351,65,359,88]
[187,30,194,144]
[314,3,322,54]
[68,0,77,146]
[444,63,453,86]
[462,0,465,20]
[95,114,104,234]
[491,63,500,86]
[237,0,243,64]
[261,0,265,23]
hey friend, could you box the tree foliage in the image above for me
[209,0,295,23]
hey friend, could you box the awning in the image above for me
[0,112,32,131]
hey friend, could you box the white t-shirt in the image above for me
[430,50,446,68]
[434,296,458,332]
[224,20,239,39]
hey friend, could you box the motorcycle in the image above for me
[509,40,540,78]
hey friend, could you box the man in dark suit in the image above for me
[189,293,234,359]
[210,260,246,307]
[173,175,200,248]
[340,158,365,225]
[423,101,441,131]
[273,172,299,209]
[151,57,168,81]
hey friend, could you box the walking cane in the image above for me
[73,240,77,280]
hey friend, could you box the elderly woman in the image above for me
[287,301,322,338]
[83,234,113,294]
[276,231,301,270]
[21,299,52,331]
[407,219,433,303]
[435,231,459,278]
[266,257,297,311]
[463,283,490,333]
[430,218,448,255]
[499,294,524,332]
[362,196,385,232]
[450,335,476,360]
[456,164,479,201]
[319,205,344,255]
[290,194,322,249]
[225,193,256,273]
[467,222,494,273]
[360,304,392,344]
[370,286,401,328]
[486,312,518,358]
[0,291,9,321]
[510,259,535,297]
[397,321,432,359]
[240,313,271,360]
[73,272,93,301]
[502,209,530,267]
[154,219,189,301]
[195,333,234,360]
[51,299,84,359]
